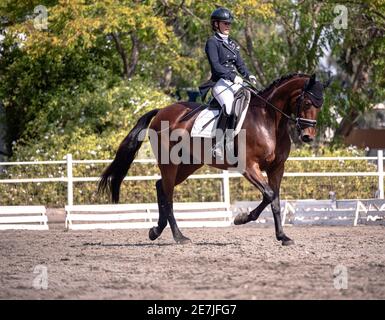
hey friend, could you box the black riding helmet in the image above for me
[211,7,234,30]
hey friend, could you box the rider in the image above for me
[203,7,257,158]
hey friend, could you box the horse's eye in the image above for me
[305,101,313,109]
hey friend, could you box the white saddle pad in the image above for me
[191,104,250,138]
[191,109,219,138]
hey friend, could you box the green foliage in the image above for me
[10,77,172,161]
[0,78,173,206]
[231,145,379,201]
[2,0,384,146]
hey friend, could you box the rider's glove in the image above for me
[234,75,243,85]
[248,75,257,86]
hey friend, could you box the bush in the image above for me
[230,145,379,201]
[0,78,174,206]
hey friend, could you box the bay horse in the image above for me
[98,73,329,246]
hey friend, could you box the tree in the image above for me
[0,0,187,148]
[1,0,384,157]
[331,0,385,138]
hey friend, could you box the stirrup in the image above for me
[212,140,225,159]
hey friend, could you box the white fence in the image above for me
[65,202,231,230]
[233,199,385,227]
[0,206,48,230]
[0,153,384,230]
[0,151,384,206]
[281,199,385,226]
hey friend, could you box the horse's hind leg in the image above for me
[148,179,170,241]
[149,164,191,244]
[167,164,203,243]
[150,179,191,244]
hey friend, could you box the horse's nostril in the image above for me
[301,134,313,143]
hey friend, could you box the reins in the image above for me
[242,78,317,131]
[241,80,295,122]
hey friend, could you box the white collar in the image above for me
[216,32,229,40]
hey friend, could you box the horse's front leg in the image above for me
[234,162,275,225]
[267,165,294,246]
[234,195,271,225]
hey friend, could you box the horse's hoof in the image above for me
[175,236,191,244]
[149,227,160,241]
[282,239,295,246]
[233,212,249,225]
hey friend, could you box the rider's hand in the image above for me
[249,75,257,86]
[234,75,243,85]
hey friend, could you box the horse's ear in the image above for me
[305,73,316,90]
[309,73,316,86]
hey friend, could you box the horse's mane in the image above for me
[258,73,309,96]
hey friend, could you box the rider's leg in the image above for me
[212,78,237,115]
[212,79,241,159]
[211,112,229,160]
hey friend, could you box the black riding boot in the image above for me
[212,109,231,159]
[225,113,237,156]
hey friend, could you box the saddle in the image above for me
[231,87,251,123]
[180,86,251,135]
[204,87,251,133]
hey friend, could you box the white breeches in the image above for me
[212,78,242,115]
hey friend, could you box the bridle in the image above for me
[294,86,317,133]
[243,78,322,133]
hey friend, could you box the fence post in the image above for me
[223,170,231,209]
[67,153,73,206]
[378,150,384,199]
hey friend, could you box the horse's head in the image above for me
[290,74,330,143]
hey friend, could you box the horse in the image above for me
[98,73,329,246]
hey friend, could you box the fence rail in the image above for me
[0,151,384,205]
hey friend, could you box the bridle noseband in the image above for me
[295,89,316,133]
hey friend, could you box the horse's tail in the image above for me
[98,109,159,203]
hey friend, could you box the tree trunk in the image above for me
[306,25,323,72]
[305,3,323,72]
[244,18,266,86]
[334,63,368,138]
[160,66,172,90]
[111,32,139,79]
[127,33,139,78]
[335,110,360,137]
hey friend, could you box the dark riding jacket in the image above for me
[199,33,251,101]
[205,33,250,82]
